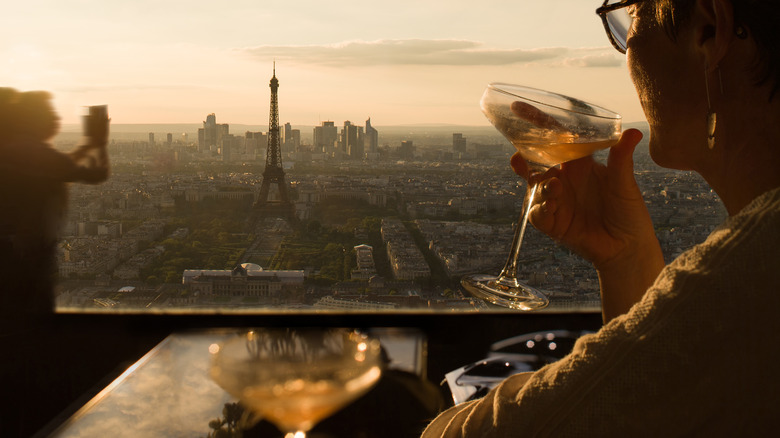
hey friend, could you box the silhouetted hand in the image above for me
[77,164,109,184]
[69,143,97,161]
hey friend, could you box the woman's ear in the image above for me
[693,0,736,72]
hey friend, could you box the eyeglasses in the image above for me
[596,0,643,54]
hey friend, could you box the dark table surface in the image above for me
[45,328,432,438]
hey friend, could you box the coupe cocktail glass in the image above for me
[461,83,622,310]
[210,328,383,438]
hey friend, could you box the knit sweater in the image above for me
[423,187,780,437]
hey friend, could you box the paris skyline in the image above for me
[3,0,644,126]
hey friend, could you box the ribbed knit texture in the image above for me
[423,188,780,437]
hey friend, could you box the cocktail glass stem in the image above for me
[494,182,538,284]
[460,179,548,310]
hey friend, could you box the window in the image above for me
[2,1,725,315]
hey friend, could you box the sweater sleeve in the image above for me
[422,373,535,437]
[421,188,780,437]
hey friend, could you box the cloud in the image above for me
[241,39,572,67]
[559,52,624,68]
[58,83,214,93]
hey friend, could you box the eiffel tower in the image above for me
[254,64,294,221]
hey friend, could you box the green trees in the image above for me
[141,199,253,283]
[142,195,402,286]
[267,210,393,285]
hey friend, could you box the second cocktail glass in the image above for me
[461,83,622,310]
[210,328,383,438]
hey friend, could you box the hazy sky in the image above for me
[1,0,645,126]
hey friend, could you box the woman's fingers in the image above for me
[529,176,563,236]
[607,128,642,189]
[539,176,563,199]
[529,203,552,234]
[510,151,529,180]
[514,129,641,244]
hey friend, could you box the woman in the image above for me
[0,90,110,320]
[423,0,780,435]
[0,90,111,437]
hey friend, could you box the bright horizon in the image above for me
[2,0,646,126]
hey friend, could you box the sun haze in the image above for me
[1,0,643,126]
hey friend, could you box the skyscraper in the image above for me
[216,123,230,156]
[245,131,267,160]
[199,113,217,153]
[291,129,301,152]
[283,122,292,149]
[453,133,467,154]
[365,118,378,154]
[400,140,414,160]
[283,122,301,152]
[314,121,338,154]
[341,121,364,159]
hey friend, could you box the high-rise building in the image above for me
[313,121,338,154]
[245,131,267,159]
[148,132,155,146]
[221,135,233,161]
[291,129,301,151]
[199,113,217,153]
[400,140,414,160]
[216,123,229,150]
[283,122,292,149]
[341,121,364,159]
[365,118,378,154]
[453,133,467,154]
[283,122,301,152]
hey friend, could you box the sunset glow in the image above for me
[1,0,644,126]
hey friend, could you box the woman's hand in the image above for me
[77,165,110,184]
[513,129,648,267]
[70,140,110,184]
[511,128,665,321]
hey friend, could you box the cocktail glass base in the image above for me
[461,274,549,311]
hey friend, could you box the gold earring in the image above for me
[704,66,723,150]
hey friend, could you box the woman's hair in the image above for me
[0,87,21,140]
[0,87,19,106]
[654,0,780,99]
[10,90,56,137]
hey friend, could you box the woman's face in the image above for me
[626,3,709,171]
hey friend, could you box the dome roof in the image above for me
[240,263,263,272]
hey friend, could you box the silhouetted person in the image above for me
[0,88,110,437]
[0,89,108,321]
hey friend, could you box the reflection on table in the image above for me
[47,328,440,438]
